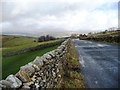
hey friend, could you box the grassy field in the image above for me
[2,35,62,54]
[2,45,59,79]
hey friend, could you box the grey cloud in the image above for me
[1,0,118,37]
[2,2,83,22]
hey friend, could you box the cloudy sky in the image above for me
[0,0,119,37]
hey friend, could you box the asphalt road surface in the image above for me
[74,39,119,88]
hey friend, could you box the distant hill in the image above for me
[79,30,120,44]
[88,30,120,37]
[2,35,63,54]
[2,35,36,48]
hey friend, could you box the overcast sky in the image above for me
[0,0,119,37]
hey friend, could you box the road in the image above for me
[74,39,119,88]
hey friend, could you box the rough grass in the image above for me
[2,35,36,47]
[2,35,63,54]
[60,39,85,88]
[2,45,59,79]
[88,31,120,37]
[87,31,120,44]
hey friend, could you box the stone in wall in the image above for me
[33,56,44,68]
[0,75,22,88]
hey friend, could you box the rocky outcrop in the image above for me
[0,39,70,89]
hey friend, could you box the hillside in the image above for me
[2,35,36,53]
[88,30,120,37]
[80,30,120,44]
[2,35,62,54]
[2,35,36,47]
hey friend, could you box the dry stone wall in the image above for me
[80,36,120,43]
[0,39,70,89]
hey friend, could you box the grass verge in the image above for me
[61,39,85,88]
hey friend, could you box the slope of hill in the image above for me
[2,35,62,54]
[88,30,120,37]
[2,35,36,47]
[80,30,120,44]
